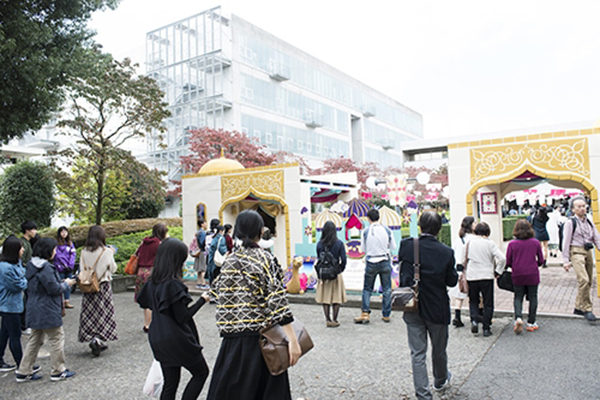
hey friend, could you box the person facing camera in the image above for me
[399,211,458,399]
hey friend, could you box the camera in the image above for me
[584,242,594,251]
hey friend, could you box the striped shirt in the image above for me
[211,246,293,336]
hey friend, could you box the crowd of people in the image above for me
[0,195,598,400]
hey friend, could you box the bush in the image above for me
[502,215,528,241]
[0,161,55,236]
[438,224,451,247]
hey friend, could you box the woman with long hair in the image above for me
[207,210,301,400]
[137,238,210,400]
[135,223,169,332]
[16,238,76,382]
[315,221,347,327]
[506,220,544,334]
[54,227,76,309]
[531,207,550,267]
[0,236,28,372]
[464,222,506,337]
[448,216,476,327]
[78,226,118,357]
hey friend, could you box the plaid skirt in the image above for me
[78,281,118,342]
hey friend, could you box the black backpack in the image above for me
[559,217,594,251]
[316,246,339,281]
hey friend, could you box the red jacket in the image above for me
[137,237,161,269]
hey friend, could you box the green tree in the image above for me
[0,161,55,236]
[55,51,170,224]
[0,0,120,141]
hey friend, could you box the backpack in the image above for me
[316,246,339,281]
[559,217,594,251]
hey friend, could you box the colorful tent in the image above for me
[343,198,370,219]
[314,209,343,231]
[378,206,402,230]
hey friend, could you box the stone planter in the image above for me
[111,275,136,293]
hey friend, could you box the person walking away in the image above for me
[0,236,28,372]
[547,207,561,258]
[465,222,506,337]
[78,226,118,356]
[562,195,600,322]
[354,208,397,324]
[506,220,544,334]
[399,212,458,399]
[54,227,76,309]
[135,223,168,333]
[223,224,234,252]
[207,210,301,400]
[16,238,76,382]
[206,226,227,285]
[532,207,550,267]
[193,218,209,290]
[448,216,476,327]
[315,221,347,327]
[138,238,211,400]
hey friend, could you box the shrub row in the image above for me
[502,215,528,241]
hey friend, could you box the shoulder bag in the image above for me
[497,267,514,292]
[259,319,314,376]
[79,248,106,294]
[125,253,139,275]
[458,242,470,294]
[391,237,420,312]
[214,236,227,267]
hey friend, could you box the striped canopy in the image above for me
[314,209,343,231]
[342,198,370,219]
[378,206,402,230]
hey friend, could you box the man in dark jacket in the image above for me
[399,212,458,400]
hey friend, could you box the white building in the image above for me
[142,6,423,188]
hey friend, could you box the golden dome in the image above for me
[198,149,245,174]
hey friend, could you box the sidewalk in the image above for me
[185,262,599,319]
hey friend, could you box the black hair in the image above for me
[534,207,549,223]
[216,225,224,233]
[458,216,475,238]
[319,221,337,248]
[29,234,41,249]
[21,221,37,234]
[32,237,57,260]
[474,222,491,237]
[262,227,272,241]
[419,211,442,236]
[150,238,188,284]
[151,223,168,241]
[209,218,221,235]
[84,225,106,252]
[233,210,264,247]
[57,226,72,246]
[224,224,232,234]
[197,217,205,226]
[367,208,380,222]
[0,235,23,264]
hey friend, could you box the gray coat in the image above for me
[25,257,69,329]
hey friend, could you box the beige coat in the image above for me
[80,247,117,283]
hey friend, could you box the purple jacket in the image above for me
[54,243,76,272]
[505,238,544,286]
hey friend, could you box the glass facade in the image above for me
[363,119,413,150]
[241,114,349,159]
[363,146,402,169]
[237,32,423,136]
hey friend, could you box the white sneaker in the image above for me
[513,318,524,335]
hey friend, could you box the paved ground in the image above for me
[1,291,599,400]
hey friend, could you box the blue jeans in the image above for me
[0,312,23,366]
[361,259,392,317]
[59,271,73,301]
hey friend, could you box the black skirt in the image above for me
[206,334,291,400]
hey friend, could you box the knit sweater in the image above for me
[506,238,544,286]
[212,246,293,336]
[80,246,117,283]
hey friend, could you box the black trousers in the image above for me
[468,279,494,330]
[160,356,209,400]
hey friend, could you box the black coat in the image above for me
[316,240,347,272]
[399,235,458,325]
[25,257,70,329]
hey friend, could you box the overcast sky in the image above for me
[89,0,600,140]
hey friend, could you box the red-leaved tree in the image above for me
[311,157,382,192]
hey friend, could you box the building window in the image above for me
[306,142,312,153]
[265,132,272,144]
[253,129,260,138]
[315,144,321,155]
[287,138,294,150]
[297,140,303,150]
[241,127,248,136]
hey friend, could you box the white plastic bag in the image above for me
[143,359,163,398]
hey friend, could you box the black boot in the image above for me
[452,309,464,327]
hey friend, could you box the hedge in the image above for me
[502,215,528,241]
[40,217,182,247]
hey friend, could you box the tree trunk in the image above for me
[95,162,105,225]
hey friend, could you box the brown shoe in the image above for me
[327,321,340,328]
[382,316,391,323]
[354,311,370,324]
[64,301,74,309]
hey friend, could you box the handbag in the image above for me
[458,242,470,294]
[214,236,226,267]
[78,248,105,294]
[497,268,514,292]
[142,359,164,398]
[259,319,314,376]
[125,254,139,275]
[391,237,420,312]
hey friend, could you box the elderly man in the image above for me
[562,196,600,322]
